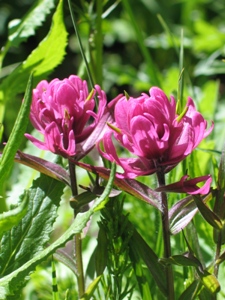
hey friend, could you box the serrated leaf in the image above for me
[0,73,33,184]
[0,162,116,298]
[7,0,55,48]
[0,209,93,299]
[0,174,64,278]
[0,0,68,123]
[0,193,29,237]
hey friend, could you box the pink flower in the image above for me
[98,87,213,178]
[25,75,107,158]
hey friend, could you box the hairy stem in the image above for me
[156,170,175,300]
[69,160,85,298]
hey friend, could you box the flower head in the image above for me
[98,87,214,178]
[25,75,107,158]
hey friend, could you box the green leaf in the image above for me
[7,0,55,48]
[196,268,220,295]
[129,226,167,296]
[129,234,153,300]
[0,0,68,123]
[169,195,197,235]
[0,209,93,299]
[193,195,222,230]
[0,163,116,298]
[169,192,213,235]
[0,193,29,238]
[159,252,201,268]
[0,73,33,184]
[92,162,116,212]
[95,225,108,276]
[80,276,101,300]
[178,280,200,300]
[0,174,64,286]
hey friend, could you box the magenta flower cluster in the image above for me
[25,75,213,195]
[99,87,213,178]
[25,75,106,158]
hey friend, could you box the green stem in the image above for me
[156,170,174,300]
[67,0,94,89]
[95,0,103,86]
[122,0,161,87]
[214,232,222,278]
[69,160,85,298]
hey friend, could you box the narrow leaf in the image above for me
[14,151,70,186]
[169,192,213,235]
[74,161,161,210]
[193,195,222,230]
[0,73,33,183]
[129,235,153,300]
[95,225,108,276]
[159,252,201,268]
[178,280,200,300]
[80,276,101,300]
[129,226,167,296]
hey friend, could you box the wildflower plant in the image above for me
[0,0,225,300]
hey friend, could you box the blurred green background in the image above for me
[1,0,225,298]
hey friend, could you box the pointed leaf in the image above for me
[0,73,33,183]
[178,280,200,300]
[129,235,153,300]
[196,268,220,295]
[193,195,222,230]
[169,195,198,235]
[0,0,68,123]
[159,252,201,268]
[80,276,101,300]
[95,225,108,276]
[129,226,167,296]
[0,209,93,299]
[0,165,116,298]
[14,151,70,186]
[0,174,64,278]
[169,192,214,235]
[7,0,55,48]
[74,161,161,210]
